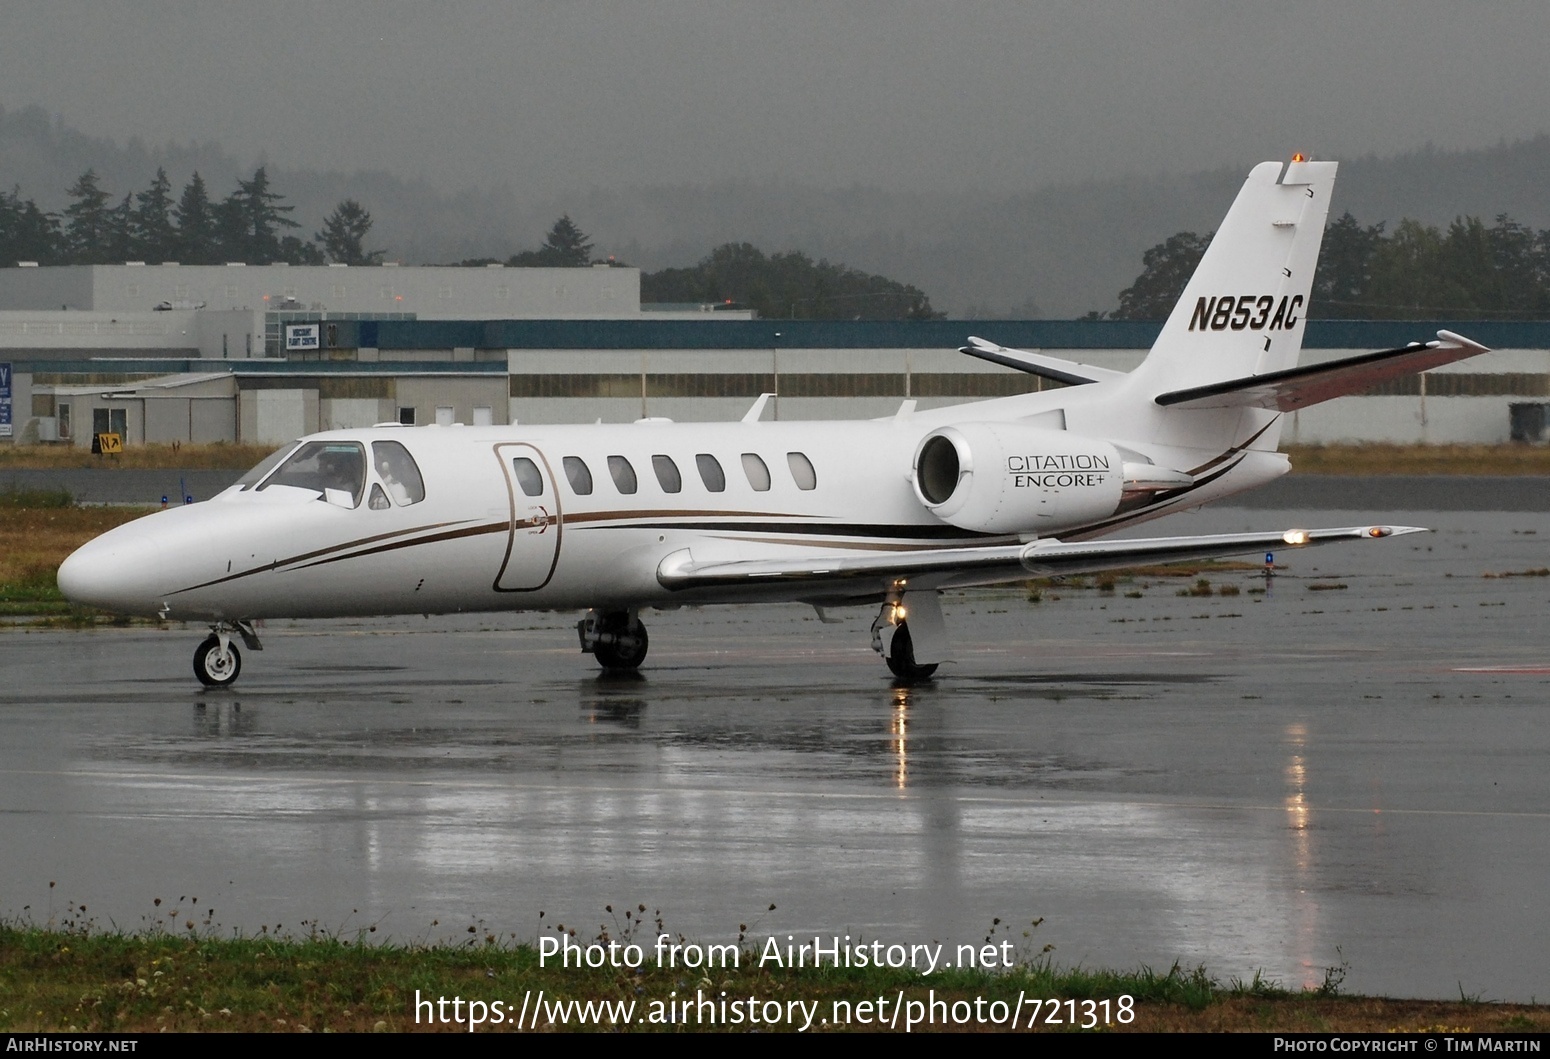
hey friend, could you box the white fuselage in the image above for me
[56,379,1288,623]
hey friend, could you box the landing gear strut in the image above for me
[193,621,262,688]
[871,592,946,681]
[577,610,649,670]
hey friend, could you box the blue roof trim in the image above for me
[336,318,1550,351]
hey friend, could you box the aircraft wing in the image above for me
[656,524,1423,591]
[1154,330,1490,411]
[960,336,1126,386]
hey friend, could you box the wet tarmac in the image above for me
[2,503,1549,1001]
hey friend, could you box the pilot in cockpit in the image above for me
[378,456,413,506]
[318,447,364,503]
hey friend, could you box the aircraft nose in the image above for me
[57,530,169,616]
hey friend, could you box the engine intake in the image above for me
[912,423,1126,534]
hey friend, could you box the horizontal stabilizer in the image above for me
[961,336,1125,386]
[657,525,1423,591]
[1155,330,1490,411]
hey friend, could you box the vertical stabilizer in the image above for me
[1131,159,1337,398]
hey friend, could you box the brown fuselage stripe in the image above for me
[165,435,1266,595]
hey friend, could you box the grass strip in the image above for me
[0,923,1546,1033]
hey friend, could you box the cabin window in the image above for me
[787,452,817,490]
[237,441,300,490]
[259,440,366,507]
[373,441,425,505]
[652,455,682,493]
[741,453,771,491]
[563,456,593,495]
[608,455,638,494]
[696,454,726,492]
[511,457,544,497]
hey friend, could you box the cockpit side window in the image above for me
[563,456,593,495]
[258,441,366,507]
[608,455,638,494]
[372,440,426,506]
[368,483,391,510]
[237,441,300,490]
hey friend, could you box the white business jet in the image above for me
[58,158,1490,687]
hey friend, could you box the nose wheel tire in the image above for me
[194,635,241,687]
[594,620,649,670]
[884,621,938,681]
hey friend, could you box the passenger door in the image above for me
[493,443,562,591]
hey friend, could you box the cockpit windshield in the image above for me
[235,441,300,490]
[256,441,367,507]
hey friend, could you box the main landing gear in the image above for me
[578,609,649,671]
[871,591,949,681]
[193,621,262,688]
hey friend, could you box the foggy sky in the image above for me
[4,0,1550,200]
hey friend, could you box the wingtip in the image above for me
[1436,329,1491,353]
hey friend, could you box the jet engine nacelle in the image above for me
[912,422,1125,534]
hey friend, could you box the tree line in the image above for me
[2,171,942,319]
[0,168,383,267]
[1108,212,1550,320]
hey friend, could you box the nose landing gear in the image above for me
[578,610,649,670]
[193,621,263,687]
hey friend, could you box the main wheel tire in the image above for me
[885,621,938,680]
[594,620,648,670]
[194,634,241,687]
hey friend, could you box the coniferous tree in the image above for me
[0,187,62,264]
[316,199,383,264]
[226,166,298,263]
[509,215,595,266]
[173,172,219,264]
[133,168,178,263]
[62,169,113,263]
[105,193,135,262]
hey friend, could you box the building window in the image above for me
[741,453,771,491]
[696,454,726,492]
[652,455,682,493]
[473,406,492,426]
[58,403,71,439]
[435,406,454,426]
[398,407,416,425]
[563,456,593,495]
[93,408,128,438]
[607,455,637,494]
